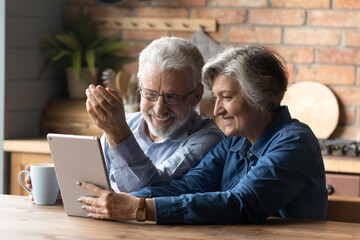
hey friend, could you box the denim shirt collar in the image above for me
[137,109,198,143]
[229,106,291,158]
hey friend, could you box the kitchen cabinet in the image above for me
[3,139,52,196]
[4,139,360,196]
[323,155,360,197]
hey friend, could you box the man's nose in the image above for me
[153,96,168,114]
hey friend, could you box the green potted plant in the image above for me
[39,11,134,98]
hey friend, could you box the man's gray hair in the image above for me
[202,45,288,112]
[137,37,204,90]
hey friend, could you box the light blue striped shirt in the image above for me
[101,110,223,192]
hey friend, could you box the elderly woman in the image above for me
[78,45,327,224]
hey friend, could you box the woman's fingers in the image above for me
[77,181,103,197]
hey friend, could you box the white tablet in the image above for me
[47,133,111,217]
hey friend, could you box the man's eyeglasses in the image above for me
[140,87,197,106]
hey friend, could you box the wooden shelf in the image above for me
[94,17,217,32]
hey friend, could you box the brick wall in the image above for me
[67,0,360,141]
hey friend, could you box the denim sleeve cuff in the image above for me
[154,196,184,224]
[106,134,146,168]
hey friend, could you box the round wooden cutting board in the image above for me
[281,81,339,139]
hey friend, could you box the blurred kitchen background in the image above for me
[1,0,360,195]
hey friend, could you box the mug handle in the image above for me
[18,170,32,195]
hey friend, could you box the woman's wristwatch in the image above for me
[135,197,146,222]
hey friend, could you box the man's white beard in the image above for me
[142,109,189,138]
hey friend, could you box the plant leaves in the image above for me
[85,49,96,76]
[96,40,130,56]
[52,50,71,62]
[71,50,82,79]
[56,34,80,50]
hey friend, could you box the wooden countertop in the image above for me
[3,139,360,174]
[1,194,360,239]
[3,139,50,154]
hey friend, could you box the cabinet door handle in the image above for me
[326,184,335,195]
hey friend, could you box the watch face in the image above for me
[136,209,146,221]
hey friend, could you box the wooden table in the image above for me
[0,195,359,239]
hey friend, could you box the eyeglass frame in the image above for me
[139,87,198,106]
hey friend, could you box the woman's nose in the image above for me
[213,99,224,117]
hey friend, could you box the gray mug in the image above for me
[18,163,59,205]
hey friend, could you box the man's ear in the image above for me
[191,84,204,106]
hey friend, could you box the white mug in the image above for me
[18,164,59,205]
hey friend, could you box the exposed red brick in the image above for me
[334,0,360,9]
[192,9,246,24]
[228,27,281,44]
[174,26,224,43]
[331,126,360,141]
[272,47,314,63]
[344,30,360,47]
[84,6,133,17]
[210,0,267,7]
[296,65,355,85]
[136,7,188,18]
[272,0,330,8]
[95,27,121,38]
[338,106,356,125]
[309,11,360,27]
[332,86,360,106]
[113,41,148,57]
[114,0,151,7]
[285,29,340,46]
[67,0,95,3]
[286,64,294,84]
[122,29,169,40]
[152,0,206,7]
[250,9,305,26]
[317,49,360,65]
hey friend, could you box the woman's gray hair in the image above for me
[137,36,204,90]
[202,45,288,112]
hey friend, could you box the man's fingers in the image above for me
[86,86,107,117]
[25,175,31,184]
[106,87,123,102]
[25,164,30,171]
[28,194,34,201]
[90,85,113,110]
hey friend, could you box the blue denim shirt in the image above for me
[102,110,223,192]
[132,106,327,224]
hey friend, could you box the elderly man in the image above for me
[26,37,222,196]
[84,37,223,192]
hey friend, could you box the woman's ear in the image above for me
[191,84,204,106]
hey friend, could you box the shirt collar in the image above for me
[229,106,291,157]
[167,109,197,142]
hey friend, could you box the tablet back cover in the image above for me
[47,133,110,217]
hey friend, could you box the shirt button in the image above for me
[250,165,254,169]
[249,152,253,157]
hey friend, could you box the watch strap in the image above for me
[135,197,146,222]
